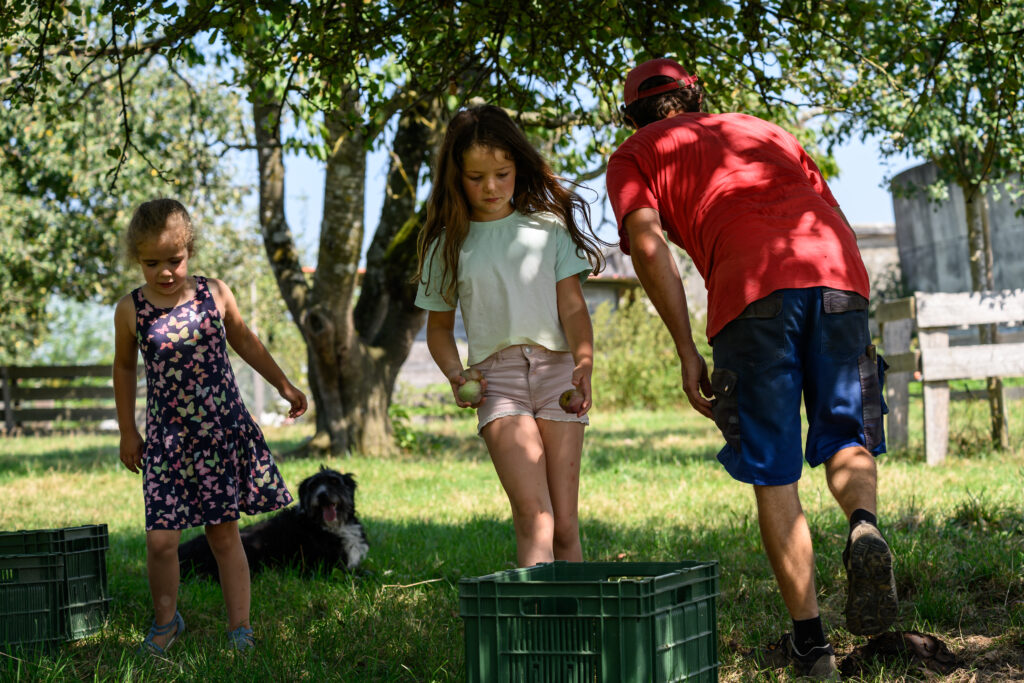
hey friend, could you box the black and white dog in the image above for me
[179,466,369,580]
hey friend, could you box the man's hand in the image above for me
[680,348,714,418]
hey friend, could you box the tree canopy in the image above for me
[1,5,244,362]
[782,0,1024,198]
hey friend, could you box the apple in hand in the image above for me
[457,368,484,404]
[559,388,585,414]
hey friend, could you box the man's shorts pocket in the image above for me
[858,345,888,453]
[711,368,741,453]
[714,291,786,367]
[821,288,870,360]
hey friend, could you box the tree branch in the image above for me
[107,17,132,190]
[105,16,173,190]
[12,0,57,104]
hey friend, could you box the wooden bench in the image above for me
[1,365,123,434]
[876,289,1024,464]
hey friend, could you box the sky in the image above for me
[278,133,924,263]
[826,136,922,226]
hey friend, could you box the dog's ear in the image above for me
[298,475,310,504]
[320,464,328,473]
[343,473,357,490]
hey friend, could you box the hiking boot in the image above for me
[843,521,898,635]
[753,633,840,681]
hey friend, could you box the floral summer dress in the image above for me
[134,275,292,530]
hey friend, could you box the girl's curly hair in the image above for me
[125,198,194,262]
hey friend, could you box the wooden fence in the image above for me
[1,364,123,434]
[876,289,1024,465]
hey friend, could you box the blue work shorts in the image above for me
[709,287,888,486]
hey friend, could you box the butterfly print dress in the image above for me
[134,275,293,530]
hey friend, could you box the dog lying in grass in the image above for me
[179,466,369,580]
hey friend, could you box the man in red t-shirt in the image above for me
[607,58,898,678]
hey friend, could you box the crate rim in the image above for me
[459,559,718,586]
[0,523,108,535]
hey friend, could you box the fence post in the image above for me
[881,318,913,451]
[876,297,917,452]
[2,367,14,433]
[919,327,951,465]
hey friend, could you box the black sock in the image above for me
[792,616,828,655]
[849,508,877,530]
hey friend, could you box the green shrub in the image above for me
[591,296,711,410]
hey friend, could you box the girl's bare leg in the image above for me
[145,529,183,648]
[537,419,584,561]
[205,521,251,630]
[483,415,555,567]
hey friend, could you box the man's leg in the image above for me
[824,444,877,517]
[803,286,897,637]
[754,482,818,620]
[711,290,839,678]
[826,445,897,635]
[753,482,838,679]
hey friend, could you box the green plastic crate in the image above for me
[0,553,65,649]
[0,525,111,643]
[57,526,112,640]
[459,560,719,683]
[0,529,67,556]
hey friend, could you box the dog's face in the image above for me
[297,466,358,529]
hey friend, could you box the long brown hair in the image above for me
[414,104,606,305]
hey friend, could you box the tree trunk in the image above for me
[961,182,1008,450]
[251,86,432,457]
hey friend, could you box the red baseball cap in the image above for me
[623,58,698,106]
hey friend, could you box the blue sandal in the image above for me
[227,625,254,652]
[138,610,185,656]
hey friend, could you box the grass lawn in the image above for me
[1,391,1022,681]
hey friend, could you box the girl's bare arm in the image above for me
[425,309,483,408]
[556,275,594,416]
[113,296,143,472]
[210,278,307,418]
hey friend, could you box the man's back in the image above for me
[608,112,870,338]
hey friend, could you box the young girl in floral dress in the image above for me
[113,198,307,654]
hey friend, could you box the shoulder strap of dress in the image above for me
[193,275,215,306]
[193,275,222,316]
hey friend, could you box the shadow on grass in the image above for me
[584,426,722,468]
[406,423,722,470]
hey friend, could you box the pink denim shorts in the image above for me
[471,344,589,434]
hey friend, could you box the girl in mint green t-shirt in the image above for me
[414,104,607,567]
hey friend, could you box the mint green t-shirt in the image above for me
[415,210,593,365]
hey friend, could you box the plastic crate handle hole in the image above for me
[519,596,580,616]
